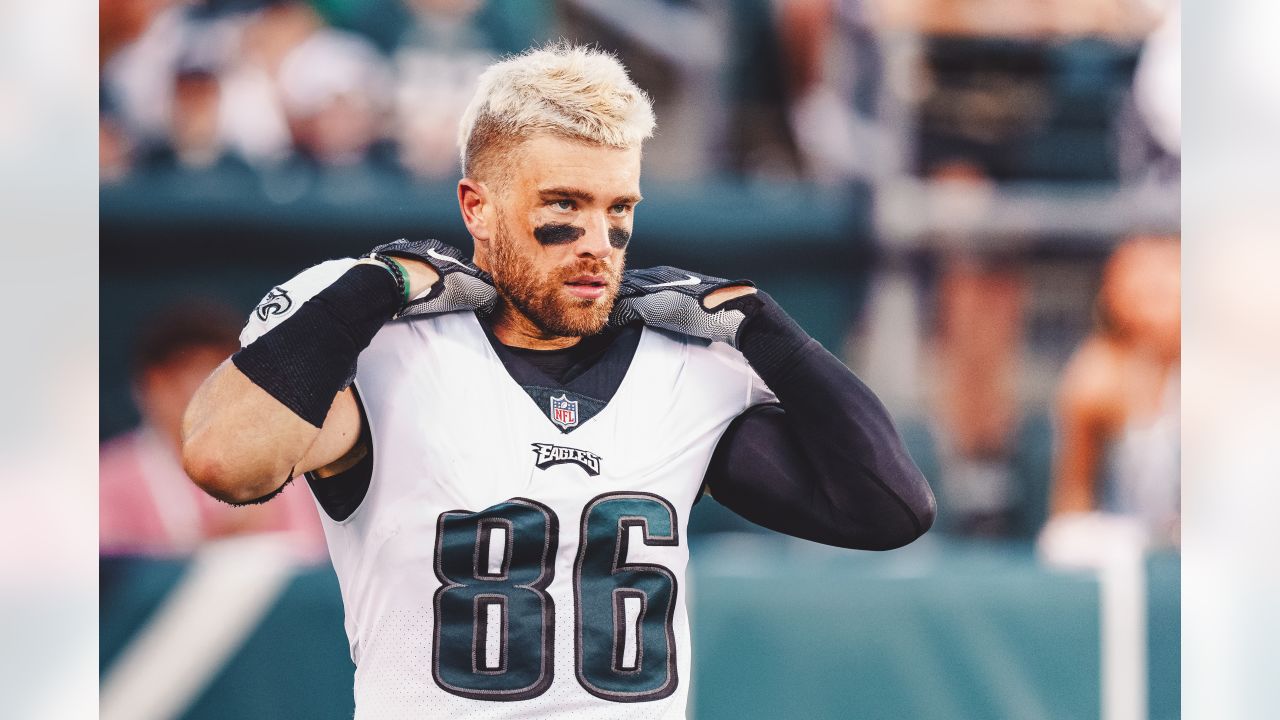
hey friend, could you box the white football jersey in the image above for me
[242,261,775,719]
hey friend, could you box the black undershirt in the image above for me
[500,331,616,385]
[481,320,634,390]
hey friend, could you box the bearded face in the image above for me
[468,134,641,341]
[488,212,624,337]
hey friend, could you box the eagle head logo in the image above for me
[255,287,293,321]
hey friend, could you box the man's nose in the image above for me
[574,213,612,258]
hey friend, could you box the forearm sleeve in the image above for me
[232,262,401,427]
[706,293,936,550]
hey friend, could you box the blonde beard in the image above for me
[488,221,623,338]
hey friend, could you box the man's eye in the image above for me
[609,204,630,214]
[552,200,574,211]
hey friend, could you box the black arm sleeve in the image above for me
[705,293,936,550]
[232,263,401,427]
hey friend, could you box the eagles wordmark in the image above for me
[530,443,602,476]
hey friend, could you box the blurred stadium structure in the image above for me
[99,0,1181,718]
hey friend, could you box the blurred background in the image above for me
[98,0,1182,718]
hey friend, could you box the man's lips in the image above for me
[564,275,608,299]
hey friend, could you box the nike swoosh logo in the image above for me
[427,248,469,269]
[643,274,701,288]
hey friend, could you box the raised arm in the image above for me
[609,267,935,550]
[182,239,487,504]
[182,359,363,504]
[703,293,935,550]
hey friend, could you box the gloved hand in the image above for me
[608,265,757,346]
[368,238,498,318]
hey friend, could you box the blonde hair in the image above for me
[457,42,655,180]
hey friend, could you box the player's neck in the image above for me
[490,302,583,351]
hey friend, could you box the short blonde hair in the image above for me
[457,42,656,180]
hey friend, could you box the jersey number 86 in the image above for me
[433,492,680,703]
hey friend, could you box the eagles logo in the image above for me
[531,443,602,476]
[255,287,293,321]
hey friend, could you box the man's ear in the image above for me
[458,178,494,264]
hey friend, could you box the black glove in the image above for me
[368,238,498,318]
[609,265,756,346]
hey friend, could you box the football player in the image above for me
[183,43,935,719]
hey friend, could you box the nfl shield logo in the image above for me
[550,394,579,430]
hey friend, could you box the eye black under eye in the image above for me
[608,227,630,249]
[534,223,585,245]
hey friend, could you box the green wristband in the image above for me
[363,252,412,305]
[384,256,412,304]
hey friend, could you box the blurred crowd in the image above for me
[99,301,328,558]
[100,0,1179,185]
[100,0,508,182]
